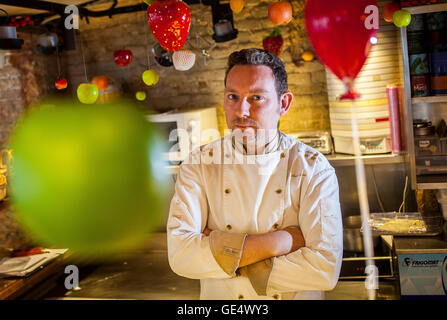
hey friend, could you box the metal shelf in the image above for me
[416,174,447,189]
[412,95,447,105]
[403,2,447,14]
[164,153,408,173]
[326,153,407,167]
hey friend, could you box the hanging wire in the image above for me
[143,10,152,69]
[370,166,385,213]
[398,176,409,214]
[76,30,88,82]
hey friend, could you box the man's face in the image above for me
[224,65,290,142]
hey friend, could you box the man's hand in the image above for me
[282,226,305,253]
[203,227,211,236]
[202,225,305,268]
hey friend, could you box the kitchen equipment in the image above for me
[367,211,443,236]
[395,237,447,299]
[329,99,392,154]
[416,155,447,175]
[343,215,380,253]
[414,135,441,156]
[147,107,219,164]
[287,131,333,154]
[413,119,435,136]
[333,135,391,155]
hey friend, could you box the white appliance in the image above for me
[288,131,333,154]
[329,99,392,154]
[147,107,219,164]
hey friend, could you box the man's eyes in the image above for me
[226,94,265,101]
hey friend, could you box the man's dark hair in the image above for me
[224,48,288,100]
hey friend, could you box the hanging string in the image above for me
[76,30,88,82]
[55,45,61,79]
[143,10,152,70]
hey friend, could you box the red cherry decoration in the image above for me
[55,78,68,90]
[147,0,191,51]
[113,49,133,67]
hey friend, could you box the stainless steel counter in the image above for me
[394,236,447,254]
[36,233,399,300]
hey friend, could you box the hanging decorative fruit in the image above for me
[268,1,293,25]
[262,28,284,56]
[301,51,315,62]
[91,76,109,91]
[383,2,400,23]
[77,83,99,104]
[393,9,412,28]
[54,78,68,90]
[147,0,191,51]
[172,49,196,71]
[230,0,244,14]
[142,69,159,86]
[113,49,133,67]
[136,91,147,101]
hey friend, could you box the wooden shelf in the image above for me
[412,95,447,104]
[403,2,447,14]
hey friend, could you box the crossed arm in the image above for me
[203,226,305,269]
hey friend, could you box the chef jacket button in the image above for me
[275,188,282,194]
[209,150,213,157]
[273,294,280,300]
[226,224,232,230]
[273,223,279,230]
[280,152,286,158]
[238,294,244,300]
[225,188,231,194]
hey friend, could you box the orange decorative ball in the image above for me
[91,76,109,91]
[301,51,315,62]
[268,1,293,25]
[230,0,244,14]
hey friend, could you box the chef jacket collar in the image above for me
[232,130,281,155]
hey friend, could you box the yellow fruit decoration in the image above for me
[142,69,159,86]
[230,0,244,14]
[302,51,315,62]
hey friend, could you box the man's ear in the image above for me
[279,91,294,116]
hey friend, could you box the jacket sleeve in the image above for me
[265,163,343,294]
[166,154,234,280]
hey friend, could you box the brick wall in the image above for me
[0,31,59,256]
[64,0,330,136]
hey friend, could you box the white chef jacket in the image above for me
[167,131,343,300]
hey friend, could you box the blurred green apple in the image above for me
[8,99,169,259]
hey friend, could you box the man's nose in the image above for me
[234,98,251,118]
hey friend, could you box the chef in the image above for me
[167,48,343,300]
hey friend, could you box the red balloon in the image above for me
[305,0,378,100]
